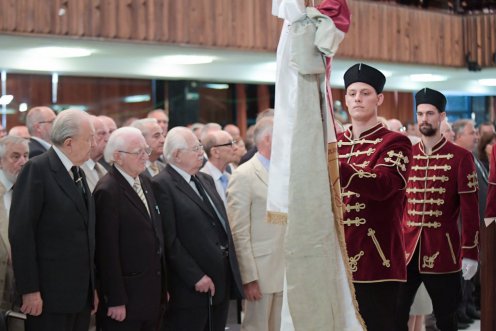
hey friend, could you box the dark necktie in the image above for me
[71,166,87,206]
[191,176,228,235]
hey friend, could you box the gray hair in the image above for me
[0,135,29,159]
[132,118,158,137]
[256,108,274,123]
[202,132,218,158]
[50,109,92,146]
[199,122,221,142]
[254,117,273,146]
[163,127,190,163]
[26,106,55,134]
[104,127,143,164]
[452,119,475,141]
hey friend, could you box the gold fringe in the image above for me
[266,211,288,225]
[328,142,367,330]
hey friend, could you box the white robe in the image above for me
[270,1,364,330]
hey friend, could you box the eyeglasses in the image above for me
[213,140,237,148]
[181,144,204,152]
[38,119,55,125]
[118,147,152,157]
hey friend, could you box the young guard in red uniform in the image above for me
[338,63,412,331]
[396,88,480,331]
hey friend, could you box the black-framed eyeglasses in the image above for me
[118,147,152,157]
[213,140,237,148]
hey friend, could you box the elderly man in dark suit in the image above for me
[9,109,97,331]
[94,127,166,331]
[25,106,57,158]
[152,126,243,331]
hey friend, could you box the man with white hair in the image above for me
[94,127,165,330]
[9,109,97,331]
[152,127,243,331]
[200,130,238,206]
[0,136,28,312]
[26,106,57,158]
[132,118,166,177]
[81,116,109,192]
[147,109,169,136]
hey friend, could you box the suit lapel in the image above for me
[252,156,268,186]
[48,148,88,219]
[111,167,151,222]
[198,173,229,225]
[167,166,216,219]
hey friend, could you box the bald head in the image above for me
[26,106,56,142]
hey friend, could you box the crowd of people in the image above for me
[0,62,493,331]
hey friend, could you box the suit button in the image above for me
[156,271,161,276]
[211,223,216,227]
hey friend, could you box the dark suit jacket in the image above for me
[28,138,48,158]
[152,165,243,308]
[9,148,95,313]
[94,167,165,321]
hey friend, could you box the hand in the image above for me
[243,281,262,301]
[195,275,215,296]
[462,258,478,280]
[21,292,43,316]
[91,290,99,315]
[107,305,126,321]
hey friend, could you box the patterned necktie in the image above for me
[133,178,150,216]
[149,161,159,176]
[71,166,87,206]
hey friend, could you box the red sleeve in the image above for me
[458,153,480,260]
[485,144,496,218]
[340,138,412,201]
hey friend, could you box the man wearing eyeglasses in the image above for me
[152,127,243,331]
[200,130,238,207]
[93,127,165,331]
[132,118,166,177]
[25,106,57,158]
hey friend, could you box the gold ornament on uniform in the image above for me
[349,251,365,273]
[422,252,440,269]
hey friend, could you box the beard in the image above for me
[419,123,438,137]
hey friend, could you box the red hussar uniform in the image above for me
[338,122,412,282]
[403,137,479,273]
[485,144,496,221]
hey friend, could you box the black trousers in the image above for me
[25,306,91,331]
[396,250,462,331]
[354,281,401,331]
[163,298,230,331]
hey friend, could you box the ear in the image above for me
[173,149,181,163]
[377,93,384,106]
[63,137,73,150]
[440,112,447,122]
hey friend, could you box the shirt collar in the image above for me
[0,170,13,191]
[31,136,51,149]
[115,165,137,187]
[203,161,224,180]
[169,163,192,183]
[84,158,96,170]
[52,145,75,173]
[256,152,270,171]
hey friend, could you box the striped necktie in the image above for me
[133,178,150,216]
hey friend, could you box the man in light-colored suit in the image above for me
[227,117,285,331]
[0,136,29,309]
